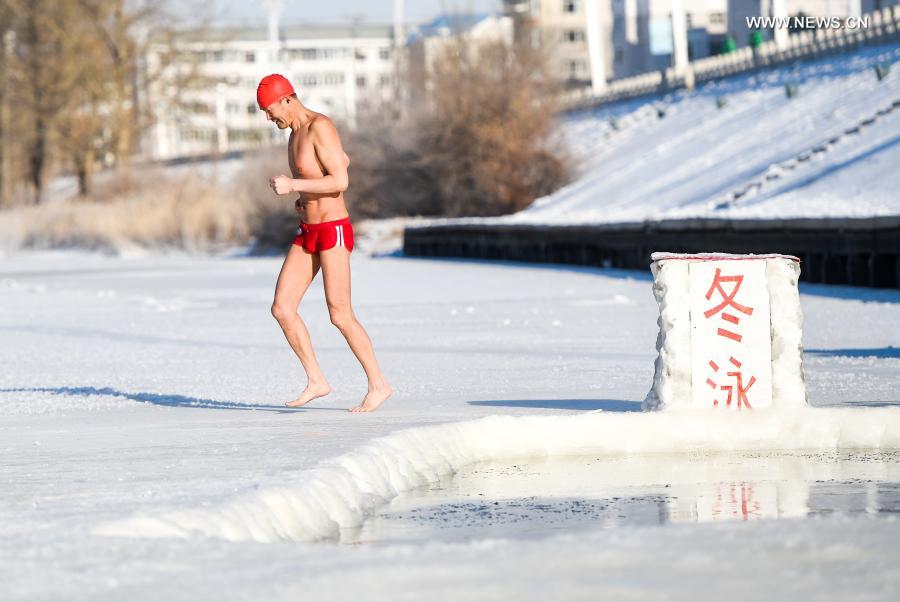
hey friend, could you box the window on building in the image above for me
[379,47,391,60]
[245,51,255,63]
[226,102,241,114]
[568,59,586,76]
[379,75,391,88]
[321,48,348,60]
[710,12,725,25]
[685,12,693,28]
[323,73,345,86]
[227,129,264,143]
[246,103,256,115]
[355,49,367,61]
[563,0,578,13]
[565,29,585,43]
[181,128,215,141]
[188,101,212,114]
[356,75,367,88]
[300,74,317,87]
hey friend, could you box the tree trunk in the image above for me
[76,148,95,197]
[30,116,45,204]
[0,88,5,208]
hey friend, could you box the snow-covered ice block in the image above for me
[644,252,808,412]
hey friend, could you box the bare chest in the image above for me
[288,132,325,179]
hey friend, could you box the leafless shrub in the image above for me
[408,35,571,217]
[341,119,442,219]
[337,31,571,220]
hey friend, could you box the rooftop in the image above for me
[406,12,496,43]
[154,22,396,44]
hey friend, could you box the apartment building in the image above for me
[405,13,514,104]
[144,23,398,160]
[503,0,615,86]
[613,0,728,75]
[503,0,728,84]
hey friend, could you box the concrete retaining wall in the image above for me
[403,217,900,289]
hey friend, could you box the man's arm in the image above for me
[270,118,350,195]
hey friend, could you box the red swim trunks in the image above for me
[293,216,354,254]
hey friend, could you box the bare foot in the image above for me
[348,383,392,413]
[285,382,331,407]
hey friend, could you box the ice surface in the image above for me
[2,249,899,600]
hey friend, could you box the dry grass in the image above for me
[1,168,258,254]
[0,146,378,254]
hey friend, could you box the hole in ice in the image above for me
[343,451,900,545]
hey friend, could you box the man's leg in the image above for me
[271,243,329,407]
[319,245,392,412]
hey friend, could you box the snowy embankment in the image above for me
[415,44,900,228]
[97,407,900,543]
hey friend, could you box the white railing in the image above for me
[561,5,900,111]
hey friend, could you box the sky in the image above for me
[210,0,502,26]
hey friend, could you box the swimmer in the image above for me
[258,74,392,413]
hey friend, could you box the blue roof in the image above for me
[406,12,496,44]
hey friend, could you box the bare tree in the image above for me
[0,0,203,201]
[0,3,14,206]
[76,0,143,168]
[412,32,570,217]
[342,23,570,221]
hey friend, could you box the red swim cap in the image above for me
[257,74,295,110]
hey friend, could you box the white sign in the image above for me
[689,260,772,410]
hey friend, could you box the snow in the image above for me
[96,407,900,544]
[408,44,900,229]
[2,249,900,599]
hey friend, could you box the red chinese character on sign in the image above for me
[706,356,756,409]
[712,483,761,520]
[703,267,754,342]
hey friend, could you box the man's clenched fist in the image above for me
[269,175,295,195]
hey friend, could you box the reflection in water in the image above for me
[346,451,900,545]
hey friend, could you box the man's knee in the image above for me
[271,302,296,323]
[328,303,353,330]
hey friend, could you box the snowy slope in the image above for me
[434,44,900,226]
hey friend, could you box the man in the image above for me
[258,74,391,413]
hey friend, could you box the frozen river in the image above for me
[2,249,899,600]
